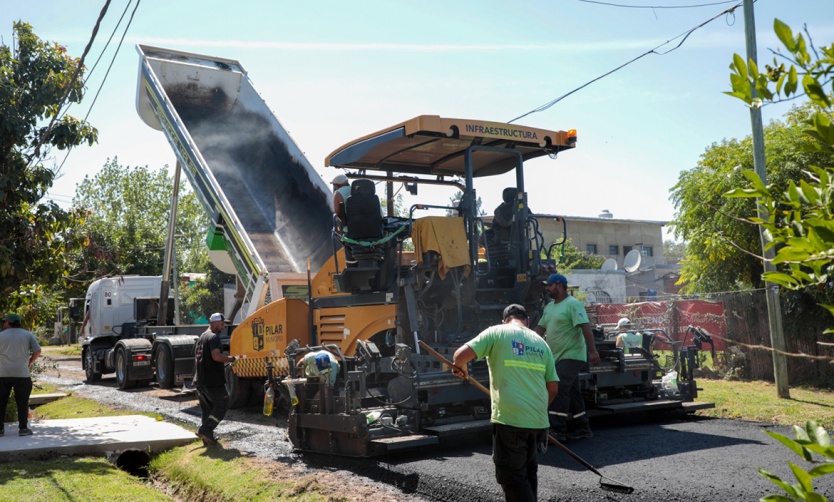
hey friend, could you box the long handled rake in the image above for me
[418,340,635,495]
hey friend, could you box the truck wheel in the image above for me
[225,365,250,409]
[155,346,175,389]
[116,348,136,389]
[84,348,102,383]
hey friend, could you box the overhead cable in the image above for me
[55,0,142,177]
[576,0,739,9]
[508,1,744,123]
[28,0,112,167]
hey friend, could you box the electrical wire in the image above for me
[508,1,744,123]
[56,0,142,177]
[576,0,739,8]
[28,0,112,167]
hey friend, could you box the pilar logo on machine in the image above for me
[251,317,265,351]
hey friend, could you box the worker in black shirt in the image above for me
[194,313,236,446]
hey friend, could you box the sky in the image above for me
[3,0,834,242]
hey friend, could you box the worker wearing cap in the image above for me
[331,173,351,225]
[535,273,600,442]
[193,313,236,446]
[453,304,558,502]
[615,318,643,355]
[0,313,41,437]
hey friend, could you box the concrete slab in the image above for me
[0,415,198,462]
[29,392,68,406]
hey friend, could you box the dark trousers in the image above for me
[493,423,547,502]
[196,385,229,437]
[549,359,590,433]
[0,377,33,431]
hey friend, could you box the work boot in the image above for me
[566,428,593,440]
[19,428,33,436]
[196,431,217,446]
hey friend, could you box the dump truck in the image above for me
[134,45,330,405]
[134,45,713,456]
[79,275,222,389]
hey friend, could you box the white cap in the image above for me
[617,318,632,329]
[209,313,227,323]
[331,173,349,185]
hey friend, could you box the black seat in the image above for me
[337,180,385,292]
[346,179,383,240]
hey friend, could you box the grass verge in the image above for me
[27,394,357,501]
[696,379,834,429]
[0,457,170,502]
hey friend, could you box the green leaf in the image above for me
[785,65,798,96]
[808,463,834,478]
[788,462,813,493]
[804,75,832,107]
[766,430,814,461]
[733,54,749,80]
[773,19,796,52]
[759,468,801,498]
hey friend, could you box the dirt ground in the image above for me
[36,348,426,502]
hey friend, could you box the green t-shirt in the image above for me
[618,331,643,354]
[467,324,558,429]
[537,295,590,362]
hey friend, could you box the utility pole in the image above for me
[743,0,790,398]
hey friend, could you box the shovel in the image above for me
[418,340,635,495]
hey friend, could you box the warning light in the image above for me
[568,129,577,143]
[133,354,147,361]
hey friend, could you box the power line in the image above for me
[28,0,112,167]
[576,0,738,8]
[509,1,744,123]
[56,0,142,177]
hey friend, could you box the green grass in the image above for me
[42,344,82,357]
[696,379,834,429]
[0,457,171,502]
[29,395,351,501]
[151,446,346,501]
[33,395,153,420]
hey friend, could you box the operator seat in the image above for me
[345,179,383,242]
[339,179,385,292]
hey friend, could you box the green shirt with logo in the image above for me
[618,331,643,353]
[467,324,558,429]
[537,295,590,362]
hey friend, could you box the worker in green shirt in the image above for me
[535,273,600,442]
[453,304,558,502]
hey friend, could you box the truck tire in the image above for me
[116,348,136,389]
[225,365,250,409]
[84,347,102,383]
[155,345,175,389]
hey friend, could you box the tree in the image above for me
[724,19,834,319]
[725,20,834,501]
[663,240,686,264]
[547,238,605,271]
[67,159,211,297]
[0,22,97,307]
[669,102,834,293]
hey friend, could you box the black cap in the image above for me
[503,304,527,320]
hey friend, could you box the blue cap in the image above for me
[2,313,21,323]
[542,273,568,286]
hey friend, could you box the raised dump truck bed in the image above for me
[135,45,333,318]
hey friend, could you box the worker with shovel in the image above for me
[452,304,558,502]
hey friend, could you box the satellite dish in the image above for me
[600,258,618,271]
[623,249,642,273]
